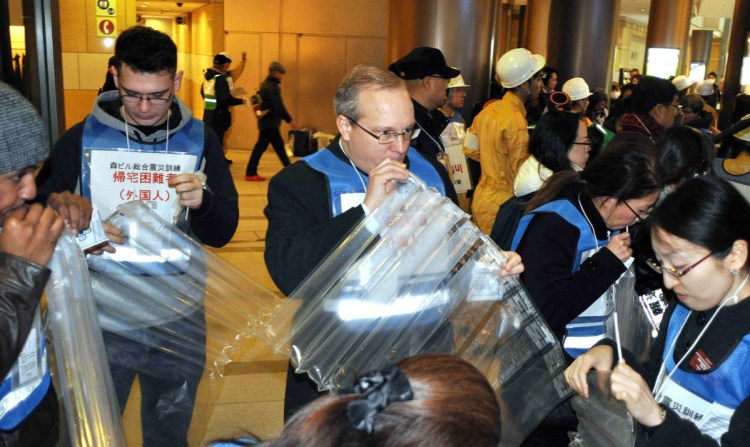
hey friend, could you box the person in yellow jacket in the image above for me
[464,48,544,234]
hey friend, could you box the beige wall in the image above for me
[614,18,647,82]
[57,0,388,150]
[222,0,388,150]
[59,0,139,128]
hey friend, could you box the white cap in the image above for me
[562,77,592,101]
[447,74,470,89]
[672,75,693,92]
[696,80,714,96]
[495,48,545,89]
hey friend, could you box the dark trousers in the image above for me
[246,127,291,176]
[103,312,206,447]
[214,129,226,153]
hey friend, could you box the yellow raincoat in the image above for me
[464,92,530,234]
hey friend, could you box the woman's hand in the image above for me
[610,362,664,427]
[564,345,614,397]
[500,251,524,276]
[606,232,632,262]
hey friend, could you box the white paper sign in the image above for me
[440,122,472,194]
[89,150,197,222]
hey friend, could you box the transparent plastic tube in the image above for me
[88,201,282,378]
[256,175,571,446]
[46,230,126,446]
[570,371,642,447]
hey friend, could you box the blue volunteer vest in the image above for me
[660,304,750,415]
[0,311,50,430]
[512,199,613,358]
[81,114,205,204]
[81,114,208,331]
[303,146,446,217]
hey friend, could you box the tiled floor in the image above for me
[121,148,294,446]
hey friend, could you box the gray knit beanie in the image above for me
[0,82,49,173]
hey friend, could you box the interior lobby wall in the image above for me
[59,0,137,128]
[222,0,387,150]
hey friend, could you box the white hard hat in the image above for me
[672,75,693,92]
[562,77,592,101]
[495,48,545,89]
[447,74,470,89]
[735,114,750,143]
[696,80,714,96]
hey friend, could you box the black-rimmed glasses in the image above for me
[572,140,594,147]
[622,200,650,222]
[346,116,421,145]
[646,253,714,279]
[120,87,173,105]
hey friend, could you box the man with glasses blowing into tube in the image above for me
[264,65,459,420]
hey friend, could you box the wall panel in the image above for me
[225,0,281,33]
[298,36,347,134]
[282,0,386,37]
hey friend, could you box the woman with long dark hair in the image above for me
[512,141,662,359]
[566,176,750,445]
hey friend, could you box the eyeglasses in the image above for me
[572,140,594,147]
[663,103,683,112]
[120,87,173,105]
[346,116,421,145]
[646,252,714,279]
[622,200,651,222]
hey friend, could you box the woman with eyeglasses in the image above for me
[490,110,591,250]
[511,141,662,360]
[565,176,750,446]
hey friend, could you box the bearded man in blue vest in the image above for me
[36,26,238,447]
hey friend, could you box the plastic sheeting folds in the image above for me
[257,175,572,446]
[569,371,647,447]
[88,201,283,378]
[46,231,126,446]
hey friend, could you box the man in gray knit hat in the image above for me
[0,81,64,446]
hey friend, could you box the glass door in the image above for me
[0,0,64,141]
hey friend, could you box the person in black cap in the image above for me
[202,51,247,164]
[245,61,296,181]
[388,47,460,167]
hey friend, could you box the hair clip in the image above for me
[339,364,414,434]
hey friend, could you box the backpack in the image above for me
[489,192,534,250]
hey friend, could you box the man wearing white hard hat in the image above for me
[696,80,720,127]
[671,75,693,99]
[464,47,544,234]
[440,74,470,125]
[562,77,593,124]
